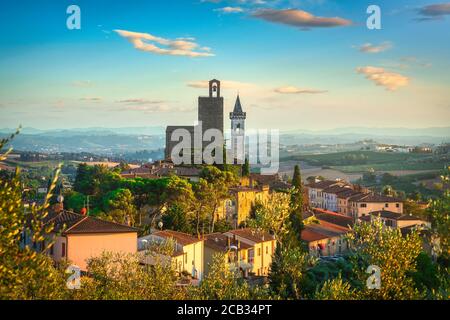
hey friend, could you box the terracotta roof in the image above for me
[249,173,280,186]
[271,181,292,190]
[44,210,83,232]
[154,166,201,177]
[359,215,371,222]
[65,216,139,234]
[312,208,354,228]
[301,228,330,242]
[337,189,362,199]
[45,210,138,234]
[302,222,348,243]
[121,173,159,179]
[369,210,421,221]
[153,230,202,246]
[204,233,251,252]
[322,185,352,194]
[225,228,275,244]
[306,180,341,189]
[352,193,402,203]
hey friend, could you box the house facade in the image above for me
[203,233,253,277]
[306,180,346,209]
[302,219,350,257]
[138,230,204,280]
[224,229,276,277]
[360,210,427,229]
[349,194,403,219]
[217,185,270,227]
[23,210,139,271]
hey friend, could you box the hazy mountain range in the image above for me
[0,126,448,154]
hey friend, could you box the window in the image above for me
[385,203,389,208]
[61,243,66,257]
[360,203,367,208]
[258,248,261,256]
[184,253,188,264]
[266,246,268,254]
[396,203,400,208]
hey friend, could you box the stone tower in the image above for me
[229,94,246,163]
[198,79,224,141]
[166,79,224,162]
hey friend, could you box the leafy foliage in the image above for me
[0,130,68,299]
[72,251,184,300]
[269,246,314,299]
[347,219,423,299]
[190,253,268,300]
[314,274,357,300]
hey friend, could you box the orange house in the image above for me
[25,210,139,271]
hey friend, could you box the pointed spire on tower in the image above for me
[233,94,243,114]
[230,93,246,120]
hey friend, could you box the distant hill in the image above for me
[283,126,450,138]
[0,126,165,136]
[1,126,448,155]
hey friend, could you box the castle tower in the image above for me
[229,94,246,164]
[198,79,224,136]
[166,79,224,163]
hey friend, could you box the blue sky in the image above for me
[0,0,449,131]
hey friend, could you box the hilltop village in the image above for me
[12,80,434,289]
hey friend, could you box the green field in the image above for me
[283,151,448,173]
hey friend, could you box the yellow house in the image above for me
[218,186,270,227]
[302,220,350,257]
[203,233,253,277]
[25,210,138,271]
[224,228,276,277]
[138,230,204,280]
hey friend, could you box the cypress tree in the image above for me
[242,157,250,177]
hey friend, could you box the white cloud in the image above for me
[252,8,352,29]
[118,104,194,113]
[114,29,214,57]
[357,42,392,54]
[274,86,327,94]
[214,6,244,14]
[356,66,409,91]
[116,99,165,105]
[187,80,255,89]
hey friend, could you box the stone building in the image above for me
[165,79,224,162]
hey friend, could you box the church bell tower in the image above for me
[229,94,246,164]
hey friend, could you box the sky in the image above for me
[0,0,449,131]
